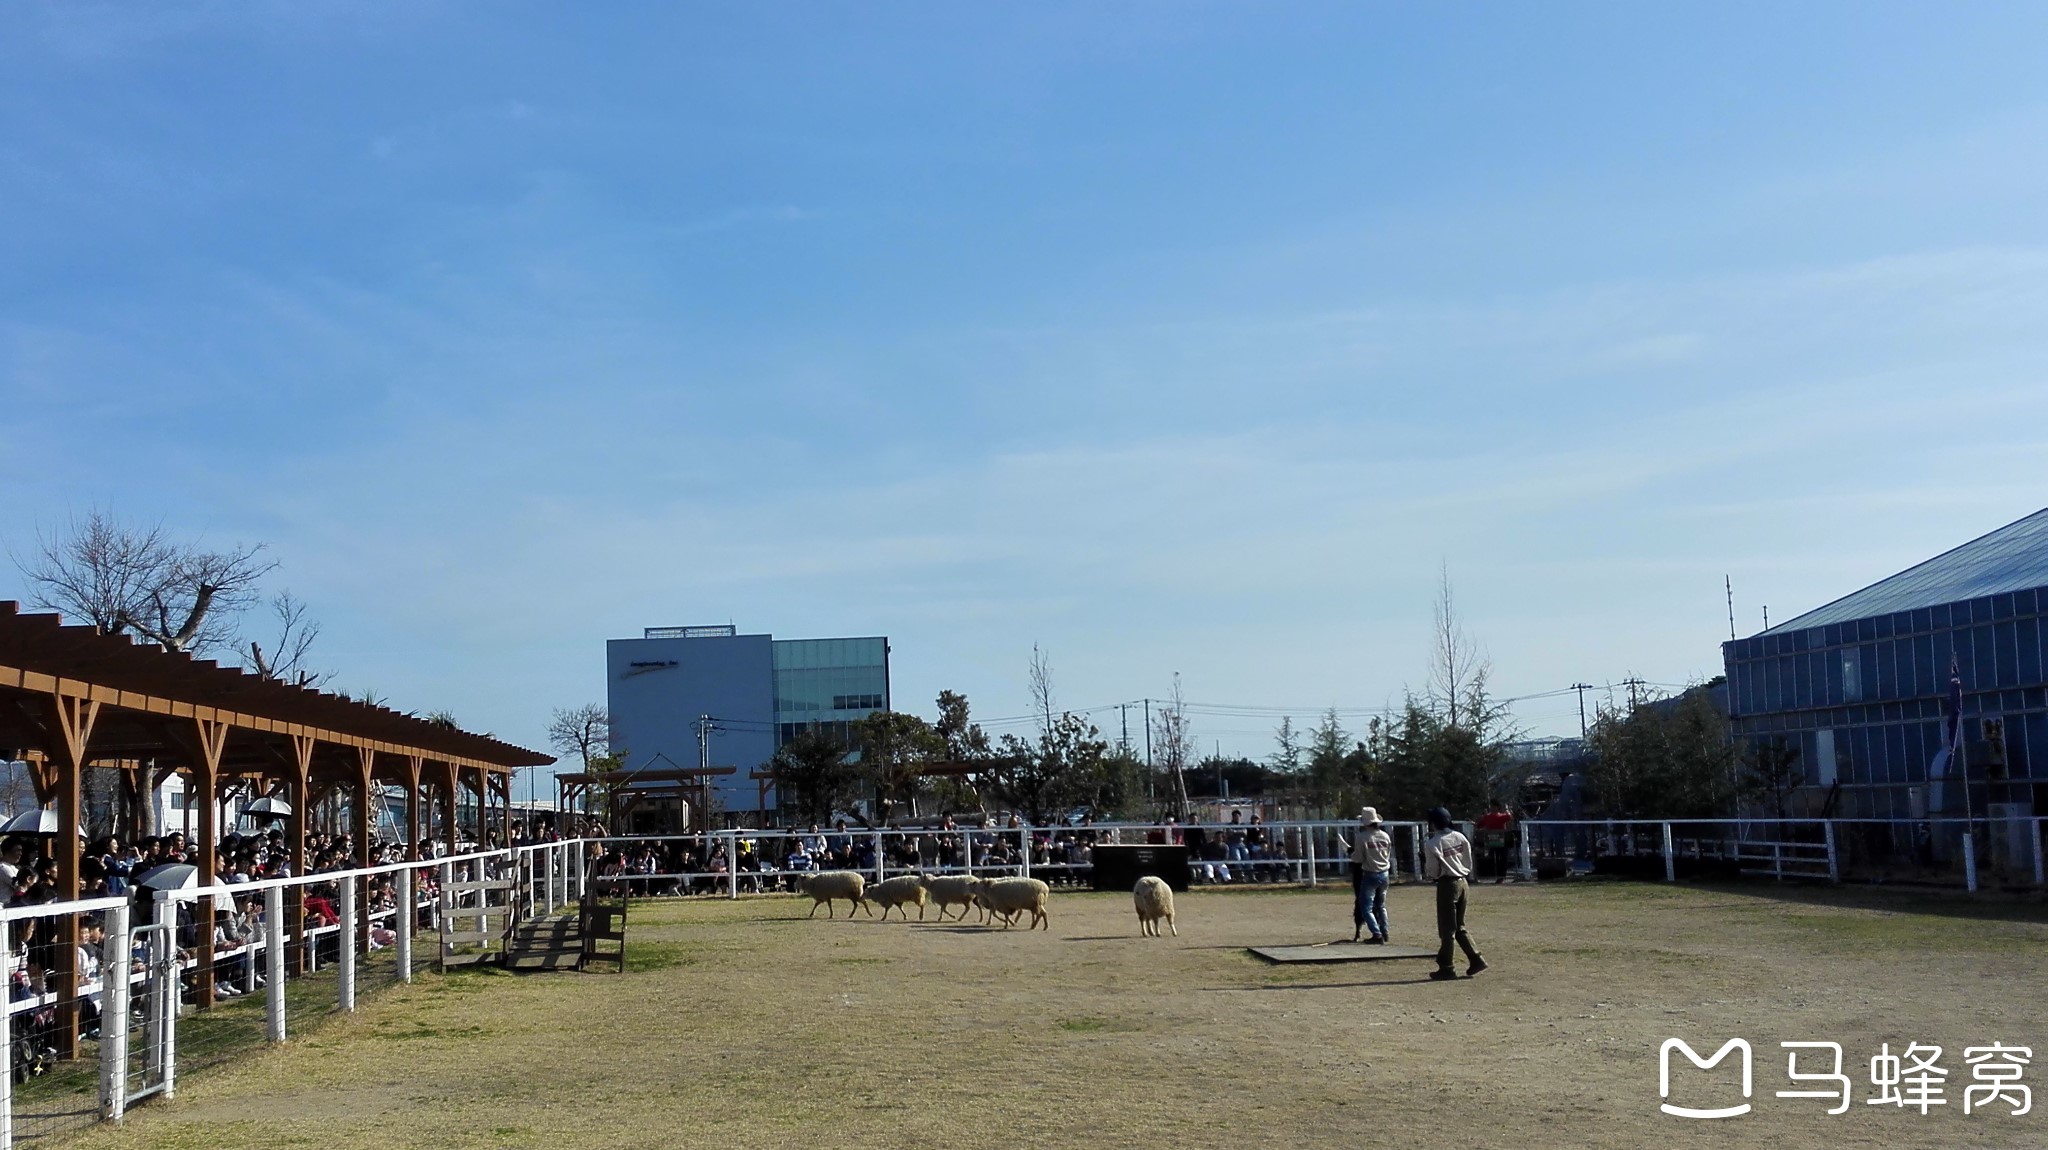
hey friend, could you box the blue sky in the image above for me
[5,3,2048,786]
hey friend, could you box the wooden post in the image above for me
[191,716,230,1011]
[442,761,460,856]
[404,755,423,861]
[355,746,375,958]
[289,733,313,975]
[47,692,98,1059]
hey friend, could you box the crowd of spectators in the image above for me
[3,816,568,1081]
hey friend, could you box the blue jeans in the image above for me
[1354,869,1389,939]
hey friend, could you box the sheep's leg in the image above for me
[1167,917,1177,937]
[809,900,822,920]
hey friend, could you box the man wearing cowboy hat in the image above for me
[1342,807,1393,944]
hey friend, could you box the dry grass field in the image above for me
[85,879,2048,1150]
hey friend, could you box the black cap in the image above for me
[1426,806,1454,831]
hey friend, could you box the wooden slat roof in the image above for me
[0,601,551,769]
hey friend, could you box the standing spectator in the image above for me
[1423,806,1487,981]
[1476,801,1515,883]
[1342,808,1393,944]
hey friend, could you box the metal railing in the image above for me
[0,838,588,1149]
[1518,816,2048,891]
[586,815,2048,897]
[581,821,1447,897]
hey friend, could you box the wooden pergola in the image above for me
[0,600,552,1054]
[558,765,733,833]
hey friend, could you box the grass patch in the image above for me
[625,942,701,972]
[1058,1016,1142,1033]
[373,1020,489,1041]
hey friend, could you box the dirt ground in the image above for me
[86,879,2048,1150]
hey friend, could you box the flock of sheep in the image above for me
[798,870,1178,937]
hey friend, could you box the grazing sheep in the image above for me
[867,873,931,920]
[800,870,870,919]
[976,876,1051,930]
[924,874,984,921]
[1133,875,1176,937]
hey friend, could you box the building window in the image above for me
[1840,650,1862,703]
[831,693,884,711]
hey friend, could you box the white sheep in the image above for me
[1133,875,1176,937]
[799,870,870,919]
[975,876,1050,931]
[924,874,984,921]
[867,873,930,920]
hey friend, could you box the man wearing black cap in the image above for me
[1423,806,1487,981]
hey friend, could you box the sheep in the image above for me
[924,874,984,922]
[1133,875,1176,937]
[867,873,931,920]
[974,876,1050,930]
[799,870,870,919]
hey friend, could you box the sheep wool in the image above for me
[924,874,983,922]
[867,873,931,920]
[976,876,1051,931]
[1133,875,1176,937]
[800,870,870,919]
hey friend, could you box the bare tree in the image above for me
[15,510,276,654]
[1029,644,1055,737]
[246,590,329,686]
[546,704,612,770]
[1149,672,1195,818]
[1429,562,1488,728]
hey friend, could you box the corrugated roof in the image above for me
[1765,507,2048,635]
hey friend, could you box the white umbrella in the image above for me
[0,809,59,835]
[245,796,293,818]
[135,863,199,890]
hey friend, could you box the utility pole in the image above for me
[1570,683,1594,739]
[1119,703,1130,755]
[1143,698,1153,802]
[1725,575,1737,641]
[1622,677,1646,711]
[695,714,715,832]
[1762,605,1770,631]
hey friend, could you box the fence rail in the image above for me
[2,838,586,1149]
[584,815,2045,899]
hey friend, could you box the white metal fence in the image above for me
[585,815,2048,899]
[583,821,1446,897]
[1519,815,2047,892]
[1,838,585,1148]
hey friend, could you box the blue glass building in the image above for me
[606,625,890,824]
[1722,508,2048,820]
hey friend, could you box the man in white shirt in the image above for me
[1342,808,1393,944]
[1423,806,1487,980]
